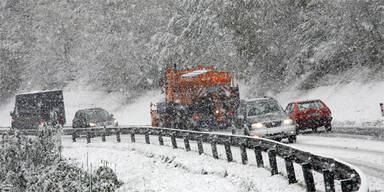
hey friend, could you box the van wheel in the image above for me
[325,124,332,132]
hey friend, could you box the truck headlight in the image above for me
[89,122,96,127]
[251,122,264,129]
[283,119,293,125]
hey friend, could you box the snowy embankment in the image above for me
[1,81,384,127]
[272,81,384,127]
[62,135,305,192]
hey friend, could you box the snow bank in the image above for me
[63,89,162,126]
[0,98,13,127]
[62,135,305,192]
[2,80,384,127]
[273,81,384,127]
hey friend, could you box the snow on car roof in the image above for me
[245,97,275,103]
[180,70,209,78]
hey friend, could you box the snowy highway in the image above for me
[293,135,384,192]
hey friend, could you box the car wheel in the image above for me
[275,138,282,142]
[325,124,332,132]
[295,126,301,135]
[312,127,318,133]
[243,127,250,136]
[288,135,296,143]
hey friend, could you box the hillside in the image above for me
[1,0,383,100]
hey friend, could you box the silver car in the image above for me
[244,97,296,143]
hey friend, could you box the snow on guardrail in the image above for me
[60,126,368,192]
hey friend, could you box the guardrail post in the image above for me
[284,155,297,184]
[254,145,264,167]
[184,135,191,151]
[240,142,248,165]
[72,132,77,142]
[158,134,164,146]
[268,149,278,175]
[171,133,177,149]
[341,179,353,192]
[145,132,150,144]
[87,132,91,144]
[102,131,106,142]
[130,133,135,143]
[302,162,316,192]
[197,137,204,155]
[211,139,219,159]
[116,130,121,143]
[323,169,335,192]
[224,141,233,162]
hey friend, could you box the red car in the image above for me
[285,99,332,132]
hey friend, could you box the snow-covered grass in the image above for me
[62,135,306,192]
[273,81,384,127]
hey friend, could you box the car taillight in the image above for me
[193,114,200,120]
[40,120,44,125]
[61,117,65,121]
[230,111,233,116]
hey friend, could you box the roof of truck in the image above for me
[16,89,63,95]
[180,70,210,78]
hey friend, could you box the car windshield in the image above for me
[247,100,282,116]
[85,110,110,121]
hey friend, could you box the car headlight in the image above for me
[114,120,118,125]
[283,119,293,125]
[251,122,264,129]
[89,122,96,127]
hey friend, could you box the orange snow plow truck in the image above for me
[150,65,239,130]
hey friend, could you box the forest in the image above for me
[1,0,383,101]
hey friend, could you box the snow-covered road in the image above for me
[294,135,384,192]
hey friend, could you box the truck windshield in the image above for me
[247,100,282,116]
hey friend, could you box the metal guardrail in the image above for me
[60,126,368,192]
[334,126,384,139]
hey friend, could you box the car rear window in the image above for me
[298,101,325,111]
[86,110,110,120]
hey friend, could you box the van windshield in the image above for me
[247,100,282,116]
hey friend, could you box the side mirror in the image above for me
[10,111,13,117]
[110,114,114,118]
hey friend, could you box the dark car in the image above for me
[72,108,118,128]
[244,97,296,143]
[286,99,332,133]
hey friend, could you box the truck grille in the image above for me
[264,121,282,128]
